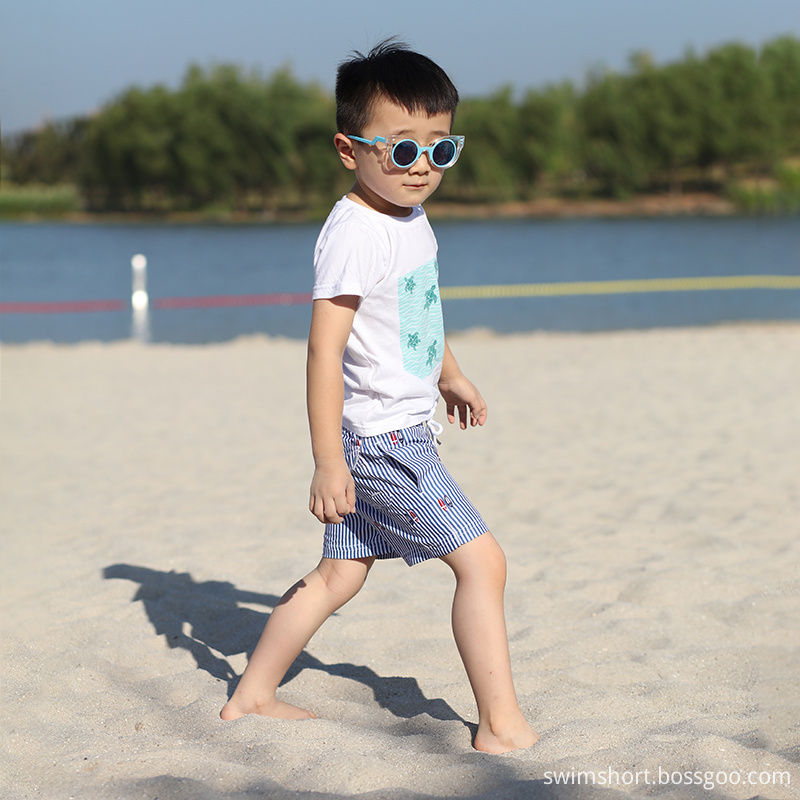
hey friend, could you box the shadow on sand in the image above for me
[103,563,470,729]
[100,566,649,800]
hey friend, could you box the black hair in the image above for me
[335,38,459,134]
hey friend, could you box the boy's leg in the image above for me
[440,532,539,754]
[221,555,375,721]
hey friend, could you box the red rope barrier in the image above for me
[0,299,127,314]
[0,292,313,314]
[154,292,312,309]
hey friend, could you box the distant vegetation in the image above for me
[2,36,800,217]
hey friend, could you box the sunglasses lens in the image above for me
[392,140,420,167]
[431,139,457,167]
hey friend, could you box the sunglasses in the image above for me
[348,134,465,169]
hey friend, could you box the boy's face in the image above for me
[335,97,453,216]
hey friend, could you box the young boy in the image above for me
[221,40,538,754]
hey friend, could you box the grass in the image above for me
[725,166,800,214]
[0,183,82,217]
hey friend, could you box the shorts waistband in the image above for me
[342,421,439,450]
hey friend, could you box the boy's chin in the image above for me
[350,188,417,216]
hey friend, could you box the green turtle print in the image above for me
[398,258,445,379]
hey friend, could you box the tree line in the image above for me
[3,36,800,214]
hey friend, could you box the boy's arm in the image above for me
[438,337,488,430]
[307,295,359,523]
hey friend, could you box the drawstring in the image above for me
[427,419,443,444]
[427,419,444,436]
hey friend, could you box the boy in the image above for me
[221,40,538,754]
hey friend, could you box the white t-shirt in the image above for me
[313,197,444,437]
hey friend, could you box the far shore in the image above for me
[0,191,741,224]
[428,191,737,219]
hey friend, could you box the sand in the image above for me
[2,324,799,800]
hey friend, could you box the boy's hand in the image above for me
[309,457,356,524]
[438,373,488,430]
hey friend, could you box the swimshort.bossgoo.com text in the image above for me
[543,767,791,792]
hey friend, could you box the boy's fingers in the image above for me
[323,506,344,523]
[330,483,356,520]
[346,480,357,513]
[471,397,487,426]
[309,471,356,523]
[310,496,327,524]
[334,496,351,519]
[310,492,346,524]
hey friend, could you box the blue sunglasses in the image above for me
[348,134,465,169]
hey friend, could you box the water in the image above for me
[1,216,798,343]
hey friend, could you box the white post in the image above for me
[131,254,149,310]
[131,254,150,343]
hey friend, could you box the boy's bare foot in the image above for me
[473,715,539,754]
[220,697,316,721]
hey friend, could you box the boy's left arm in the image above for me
[438,337,488,430]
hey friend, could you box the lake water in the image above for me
[1,216,798,343]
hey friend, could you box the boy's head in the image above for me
[336,39,459,135]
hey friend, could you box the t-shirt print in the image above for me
[398,258,445,379]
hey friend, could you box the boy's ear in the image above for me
[334,133,358,171]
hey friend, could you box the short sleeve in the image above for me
[313,214,387,301]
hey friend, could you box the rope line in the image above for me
[0,299,127,314]
[439,274,800,300]
[1,275,798,314]
[154,292,313,309]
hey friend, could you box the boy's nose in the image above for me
[408,152,432,173]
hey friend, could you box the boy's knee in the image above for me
[317,557,372,602]
[445,532,507,582]
[483,534,507,580]
[477,531,506,561]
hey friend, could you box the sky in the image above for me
[2,0,799,135]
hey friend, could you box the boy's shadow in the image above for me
[103,564,469,728]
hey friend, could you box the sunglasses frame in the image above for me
[348,134,465,169]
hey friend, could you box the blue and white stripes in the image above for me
[323,422,488,566]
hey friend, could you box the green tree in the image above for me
[446,87,520,201]
[627,51,704,192]
[517,82,578,193]
[257,66,341,204]
[698,43,779,175]
[3,118,88,185]
[577,68,648,195]
[79,64,340,211]
[81,84,177,209]
[760,36,800,155]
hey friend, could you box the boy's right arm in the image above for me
[306,295,359,524]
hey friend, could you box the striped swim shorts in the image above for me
[322,422,488,566]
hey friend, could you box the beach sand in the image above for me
[2,325,798,799]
